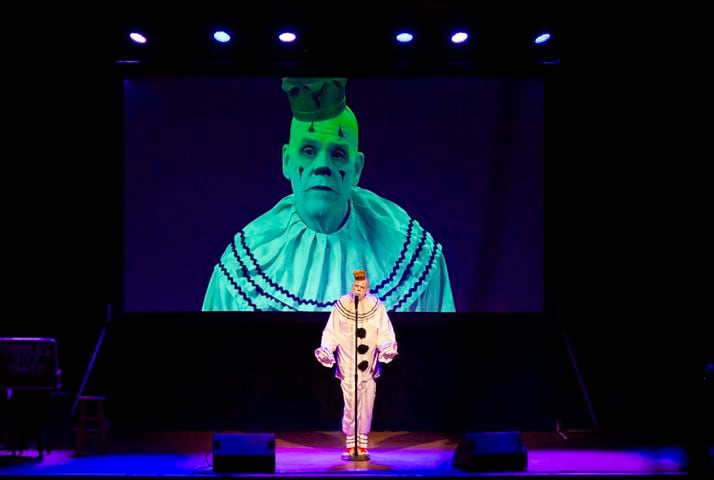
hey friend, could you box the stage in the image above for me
[0,430,696,479]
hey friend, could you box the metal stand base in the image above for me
[341,452,370,461]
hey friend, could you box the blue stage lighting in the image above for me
[450,32,468,44]
[213,31,231,43]
[534,33,551,45]
[278,32,297,43]
[396,32,414,43]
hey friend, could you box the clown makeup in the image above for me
[282,107,364,233]
[352,279,369,300]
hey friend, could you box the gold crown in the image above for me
[353,269,366,281]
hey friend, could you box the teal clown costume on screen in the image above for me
[202,78,455,312]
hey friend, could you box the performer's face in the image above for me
[282,108,364,231]
[352,279,368,299]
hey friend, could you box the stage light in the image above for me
[129,32,147,44]
[213,31,231,43]
[278,32,297,43]
[450,31,469,44]
[534,33,551,45]
[396,32,414,43]
[529,27,559,65]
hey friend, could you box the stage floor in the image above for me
[0,431,697,478]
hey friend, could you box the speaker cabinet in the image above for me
[452,431,527,472]
[0,337,60,390]
[212,432,275,473]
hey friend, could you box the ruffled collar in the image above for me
[221,187,442,311]
[334,293,383,321]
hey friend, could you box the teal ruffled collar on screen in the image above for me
[204,187,445,312]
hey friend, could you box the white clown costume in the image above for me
[314,275,398,457]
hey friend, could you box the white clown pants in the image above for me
[340,377,376,446]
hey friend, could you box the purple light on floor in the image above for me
[129,32,147,44]
[526,449,685,473]
[450,32,468,44]
[278,32,296,43]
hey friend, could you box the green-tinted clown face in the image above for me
[282,106,364,233]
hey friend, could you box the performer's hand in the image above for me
[380,351,397,362]
[378,342,399,363]
[314,347,335,367]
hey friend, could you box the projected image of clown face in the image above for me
[282,107,364,234]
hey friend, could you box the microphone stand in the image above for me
[352,294,359,459]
